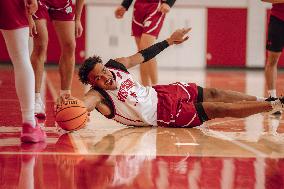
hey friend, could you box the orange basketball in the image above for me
[55,98,88,131]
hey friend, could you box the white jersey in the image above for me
[96,60,158,126]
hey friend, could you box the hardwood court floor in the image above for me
[0,65,284,189]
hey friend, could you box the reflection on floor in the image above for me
[0,66,284,188]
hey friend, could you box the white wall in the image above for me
[86,4,206,68]
[85,0,272,68]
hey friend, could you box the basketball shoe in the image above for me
[269,96,284,114]
[265,96,282,115]
[21,118,47,143]
[35,100,46,119]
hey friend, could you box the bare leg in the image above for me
[138,33,157,86]
[30,19,48,93]
[265,51,281,94]
[202,101,272,119]
[203,88,257,103]
[53,21,76,91]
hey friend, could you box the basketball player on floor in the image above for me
[114,0,176,86]
[262,0,284,114]
[76,28,284,128]
[0,0,46,142]
[31,0,85,119]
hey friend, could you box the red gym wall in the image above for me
[207,8,247,67]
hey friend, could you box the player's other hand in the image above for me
[28,15,37,37]
[167,28,191,45]
[158,3,170,14]
[114,6,126,19]
[26,0,38,15]
[54,94,73,113]
[75,20,83,38]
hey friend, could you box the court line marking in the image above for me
[46,74,89,154]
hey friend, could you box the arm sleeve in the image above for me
[121,0,134,10]
[163,0,176,7]
[105,59,129,73]
[139,40,170,63]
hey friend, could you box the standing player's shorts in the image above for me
[34,0,75,21]
[132,0,166,38]
[0,0,28,30]
[266,15,284,52]
[153,82,208,128]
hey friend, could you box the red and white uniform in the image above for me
[34,0,74,21]
[0,0,28,30]
[105,60,158,126]
[271,3,284,22]
[132,0,166,37]
[97,60,203,128]
[153,83,202,127]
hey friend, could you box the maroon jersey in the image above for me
[34,0,74,21]
[0,0,28,30]
[271,3,284,22]
[153,82,203,128]
[132,0,165,37]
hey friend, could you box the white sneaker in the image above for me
[35,100,46,119]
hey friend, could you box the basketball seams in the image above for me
[56,106,86,115]
[70,115,88,131]
[56,111,88,122]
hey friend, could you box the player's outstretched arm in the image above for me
[115,28,191,69]
[83,90,112,116]
[83,90,102,112]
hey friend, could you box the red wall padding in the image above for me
[207,8,247,67]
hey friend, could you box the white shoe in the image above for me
[35,100,46,119]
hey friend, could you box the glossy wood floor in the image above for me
[0,65,284,189]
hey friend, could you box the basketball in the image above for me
[55,98,88,131]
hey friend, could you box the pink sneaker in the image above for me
[21,119,47,143]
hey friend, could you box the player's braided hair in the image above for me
[78,55,103,85]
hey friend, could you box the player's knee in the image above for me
[267,54,280,66]
[267,59,279,67]
[208,88,220,100]
[61,41,76,53]
[33,42,48,56]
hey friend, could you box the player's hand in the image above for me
[26,0,38,15]
[166,28,191,45]
[28,15,37,37]
[75,20,83,38]
[158,3,170,14]
[54,94,73,114]
[114,6,126,19]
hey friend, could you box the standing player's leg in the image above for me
[265,51,282,98]
[265,15,284,98]
[2,28,46,142]
[30,19,49,118]
[53,20,76,96]
[2,28,35,126]
[139,33,157,86]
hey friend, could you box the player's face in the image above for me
[88,63,117,90]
